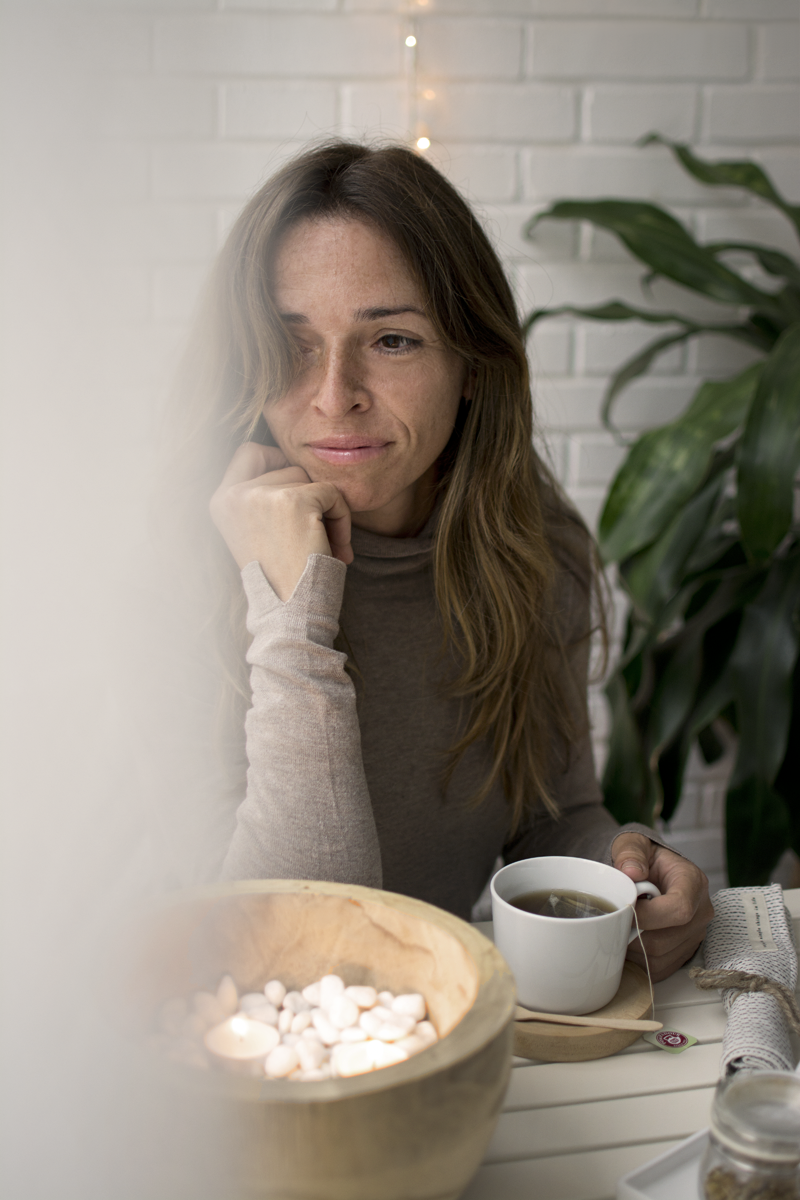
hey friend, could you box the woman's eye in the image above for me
[376,334,420,354]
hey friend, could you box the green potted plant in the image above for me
[525,135,800,886]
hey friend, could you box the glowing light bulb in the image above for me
[405,35,417,47]
[416,136,431,151]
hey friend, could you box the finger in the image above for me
[633,851,708,931]
[611,832,653,882]
[218,442,290,489]
[319,489,353,565]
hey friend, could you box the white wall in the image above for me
[1,3,798,1192]
[37,0,798,521]
[4,1,798,917]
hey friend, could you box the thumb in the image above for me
[612,832,652,882]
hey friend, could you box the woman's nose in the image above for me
[312,348,370,416]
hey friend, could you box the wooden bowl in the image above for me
[128,879,516,1200]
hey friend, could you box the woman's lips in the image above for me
[307,439,390,464]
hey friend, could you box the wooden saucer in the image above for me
[513,963,652,1063]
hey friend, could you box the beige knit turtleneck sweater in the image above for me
[221,513,663,921]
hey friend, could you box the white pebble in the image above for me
[392,993,427,1022]
[291,1011,313,1034]
[394,1033,428,1058]
[340,1025,369,1043]
[311,1010,341,1046]
[159,998,188,1037]
[283,991,312,1015]
[371,1005,395,1023]
[246,1002,279,1027]
[193,992,225,1026]
[216,975,239,1017]
[301,1026,323,1043]
[345,985,377,1009]
[265,1044,299,1079]
[377,1019,415,1043]
[359,1010,383,1038]
[415,1021,439,1045]
[331,1041,377,1078]
[288,1069,305,1081]
[319,974,345,1009]
[377,991,395,1007]
[296,1038,326,1072]
[301,981,322,1007]
[240,992,270,1013]
[371,1041,408,1069]
[264,980,286,1008]
[327,995,360,1030]
[278,1009,293,1034]
[281,1032,301,1047]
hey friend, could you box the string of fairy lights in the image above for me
[403,1,431,153]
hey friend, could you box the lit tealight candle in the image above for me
[204,1014,279,1061]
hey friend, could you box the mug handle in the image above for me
[627,881,660,945]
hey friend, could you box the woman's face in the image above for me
[265,217,469,537]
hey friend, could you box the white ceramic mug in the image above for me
[490,856,660,1015]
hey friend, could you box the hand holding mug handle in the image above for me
[628,880,660,944]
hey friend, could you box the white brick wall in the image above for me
[8,0,799,877]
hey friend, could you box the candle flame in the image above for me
[231,1016,249,1038]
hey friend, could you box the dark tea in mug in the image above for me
[509,888,617,919]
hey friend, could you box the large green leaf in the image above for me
[642,134,800,241]
[644,564,766,767]
[726,776,792,886]
[600,331,701,436]
[527,199,785,315]
[523,300,697,334]
[621,472,724,621]
[602,671,653,825]
[599,363,761,563]
[738,324,800,560]
[706,242,800,293]
[729,549,800,786]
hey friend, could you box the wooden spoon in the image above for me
[514,1005,662,1033]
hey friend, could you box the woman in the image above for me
[169,140,711,981]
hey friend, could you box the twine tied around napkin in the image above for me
[690,884,798,1075]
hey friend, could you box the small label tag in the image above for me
[643,1029,698,1054]
[743,891,778,953]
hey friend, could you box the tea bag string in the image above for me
[630,903,655,1018]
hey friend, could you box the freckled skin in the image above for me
[265,217,469,538]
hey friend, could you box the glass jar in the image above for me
[701,1072,800,1200]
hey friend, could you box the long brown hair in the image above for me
[161,140,601,829]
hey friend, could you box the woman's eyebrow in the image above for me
[353,305,426,322]
[278,305,427,324]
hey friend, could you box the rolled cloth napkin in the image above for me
[689,884,800,1075]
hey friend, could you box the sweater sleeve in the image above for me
[220,553,383,888]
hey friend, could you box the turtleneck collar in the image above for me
[348,501,440,575]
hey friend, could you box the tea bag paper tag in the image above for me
[643,1029,697,1054]
[742,891,778,953]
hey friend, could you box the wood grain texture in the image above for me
[512,962,653,1062]
[129,879,516,1200]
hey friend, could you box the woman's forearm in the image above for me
[220,554,382,887]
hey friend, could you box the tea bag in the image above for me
[545,891,606,919]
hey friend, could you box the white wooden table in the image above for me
[462,888,800,1200]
